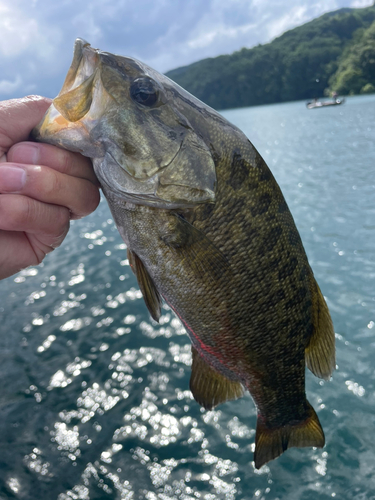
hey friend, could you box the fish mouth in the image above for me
[51,39,100,124]
[58,38,99,99]
[32,39,100,142]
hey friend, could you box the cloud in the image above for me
[266,5,310,41]
[187,22,258,50]
[350,0,373,6]
[0,75,22,94]
[0,2,57,60]
[0,0,373,101]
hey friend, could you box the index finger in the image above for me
[0,96,51,155]
[8,141,99,186]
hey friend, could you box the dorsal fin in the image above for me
[305,274,335,380]
[190,346,245,410]
[127,249,162,322]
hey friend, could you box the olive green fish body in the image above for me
[105,131,326,459]
[33,39,335,469]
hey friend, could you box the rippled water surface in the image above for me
[1,95,375,500]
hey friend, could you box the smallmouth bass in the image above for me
[33,39,335,469]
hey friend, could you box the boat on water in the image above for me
[306,98,345,109]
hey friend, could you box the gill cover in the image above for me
[33,38,217,209]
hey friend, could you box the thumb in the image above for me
[0,96,52,155]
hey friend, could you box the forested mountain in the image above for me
[166,4,375,110]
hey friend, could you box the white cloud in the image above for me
[71,9,104,41]
[0,0,373,99]
[0,2,53,59]
[266,6,309,40]
[0,75,22,94]
[262,2,345,42]
[187,22,258,50]
[0,4,33,57]
[0,2,39,58]
[350,0,373,6]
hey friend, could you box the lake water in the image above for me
[1,95,374,500]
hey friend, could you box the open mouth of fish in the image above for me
[33,39,106,148]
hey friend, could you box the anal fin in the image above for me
[254,401,325,469]
[190,346,245,410]
[127,249,162,322]
[305,276,335,380]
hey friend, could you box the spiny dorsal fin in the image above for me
[254,401,325,469]
[190,346,245,410]
[160,214,230,283]
[305,275,335,380]
[127,249,162,322]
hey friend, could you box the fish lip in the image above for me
[31,38,98,142]
[57,38,99,97]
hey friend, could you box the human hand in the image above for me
[0,95,100,280]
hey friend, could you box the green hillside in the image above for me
[166,4,375,109]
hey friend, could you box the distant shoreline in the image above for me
[166,4,375,111]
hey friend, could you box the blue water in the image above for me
[1,95,374,500]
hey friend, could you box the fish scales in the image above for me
[32,39,335,469]
[119,142,311,410]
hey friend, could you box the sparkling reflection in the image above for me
[345,380,365,397]
[1,96,375,499]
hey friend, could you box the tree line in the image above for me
[166,4,375,110]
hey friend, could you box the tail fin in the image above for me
[253,402,325,469]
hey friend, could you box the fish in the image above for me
[32,38,335,469]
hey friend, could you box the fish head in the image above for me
[33,38,216,209]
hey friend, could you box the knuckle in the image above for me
[60,149,74,175]
[29,165,67,200]
[42,168,63,197]
[51,169,64,196]
[0,194,34,228]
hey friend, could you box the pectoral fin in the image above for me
[305,276,335,380]
[190,346,245,410]
[160,214,230,282]
[127,249,162,322]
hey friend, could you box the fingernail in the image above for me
[10,143,39,164]
[0,166,26,191]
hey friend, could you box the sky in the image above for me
[0,0,373,101]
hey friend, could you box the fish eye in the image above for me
[130,77,159,107]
